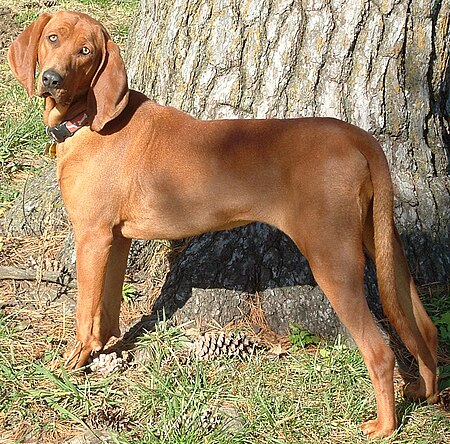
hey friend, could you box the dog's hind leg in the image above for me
[310,245,396,437]
[363,214,438,403]
[283,210,397,438]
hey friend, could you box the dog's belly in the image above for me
[117,177,277,240]
[119,215,251,240]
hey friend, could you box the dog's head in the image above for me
[8,11,129,131]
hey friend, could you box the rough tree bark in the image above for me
[124,0,449,336]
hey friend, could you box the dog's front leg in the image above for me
[64,230,131,369]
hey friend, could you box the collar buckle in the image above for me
[46,112,89,143]
[47,123,72,143]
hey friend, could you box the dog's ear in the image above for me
[88,39,129,132]
[7,13,52,97]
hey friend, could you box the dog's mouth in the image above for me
[38,87,59,99]
[37,87,71,106]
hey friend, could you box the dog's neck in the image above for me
[44,96,87,128]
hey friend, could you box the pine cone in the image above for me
[439,387,450,411]
[193,331,258,360]
[89,351,129,376]
[86,406,132,431]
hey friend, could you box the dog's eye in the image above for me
[80,46,91,55]
[48,34,58,43]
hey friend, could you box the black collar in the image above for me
[46,112,89,143]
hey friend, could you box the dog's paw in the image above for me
[361,419,396,439]
[63,340,95,370]
[403,381,439,404]
[403,381,424,400]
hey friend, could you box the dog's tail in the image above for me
[363,137,419,355]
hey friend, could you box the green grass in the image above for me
[0,313,449,443]
[0,35,48,213]
[0,90,47,161]
[421,285,450,391]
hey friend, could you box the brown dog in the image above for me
[8,11,438,438]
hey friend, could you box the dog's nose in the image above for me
[42,70,64,89]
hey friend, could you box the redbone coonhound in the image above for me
[8,11,438,438]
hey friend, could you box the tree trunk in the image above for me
[125,0,449,336]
